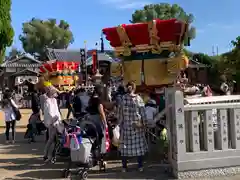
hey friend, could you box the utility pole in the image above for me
[212,46,215,56]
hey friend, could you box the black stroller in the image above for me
[50,115,91,164]
[62,119,106,179]
[50,120,72,164]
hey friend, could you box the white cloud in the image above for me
[207,22,239,29]
[118,1,150,9]
[101,0,150,10]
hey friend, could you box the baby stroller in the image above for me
[50,120,72,164]
[62,120,107,179]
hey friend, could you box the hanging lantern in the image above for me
[57,76,63,80]
[183,55,189,68]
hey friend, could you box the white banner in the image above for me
[15,76,39,85]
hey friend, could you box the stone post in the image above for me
[165,87,186,178]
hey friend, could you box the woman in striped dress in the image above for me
[117,81,148,172]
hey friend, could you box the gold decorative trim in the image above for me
[148,20,161,54]
[114,41,180,56]
[135,44,151,53]
[116,25,132,56]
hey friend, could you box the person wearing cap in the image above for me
[145,99,157,127]
[43,85,63,162]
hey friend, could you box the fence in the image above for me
[165,88,240,179]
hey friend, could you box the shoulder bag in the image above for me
[9,99,22,121]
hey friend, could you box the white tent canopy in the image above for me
[86,53,120,66]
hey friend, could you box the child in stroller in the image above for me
[62,119,107,179]
[24,112,42,143]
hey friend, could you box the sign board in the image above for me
[80,48,86,71]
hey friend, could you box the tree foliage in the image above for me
[19,18,74,61]
[207,36,240,86]
[130,3,196,41]
[0,0,14,63]
[183,49,193,58]
[219,36,240,79]
[192,53,216,66]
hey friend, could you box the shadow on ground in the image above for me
[14,163,173,180]
[0,131,45,156]
[0,130,173,180]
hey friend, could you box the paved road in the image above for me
[1,129,240,180]
[0,128,174,180]
[0,109,71,128]
[0,110,240,179]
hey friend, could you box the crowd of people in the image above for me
[0,73,234,173]
[0,81,161,172]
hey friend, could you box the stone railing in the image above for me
[165,88,240,179]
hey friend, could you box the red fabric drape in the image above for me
[92,50,97,73]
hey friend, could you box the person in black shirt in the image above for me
[31,90,40,114]
[31,90,45,135]
[87,85,107,153]
[72,89,83,119]
[66,90,74,119]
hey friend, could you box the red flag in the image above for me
[92,50,97,73]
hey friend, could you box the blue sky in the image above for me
[10,0,240,55]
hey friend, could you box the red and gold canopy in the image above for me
[39,61,80,86]
[102,19,188,56]
[39,60,79,75]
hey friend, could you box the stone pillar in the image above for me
[165,87,186,178]
[229,109,240,149]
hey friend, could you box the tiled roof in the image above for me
[46,48,116,62]
[46,48,83,62]
[1,53,42,67]
[10,68,39,76]
[1,63,42,68]
[188,59,209,68]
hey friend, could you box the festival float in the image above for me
[38,60,80,91]
[103,18,189,94]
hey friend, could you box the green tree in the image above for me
[183,49,193,58]
[211,36,240,85]
[19,18,74,61]
[192,53,216,66]
[0,0,14,63]
[130,3,196,42]
[231,36,240,49]
[221,37,240,72]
